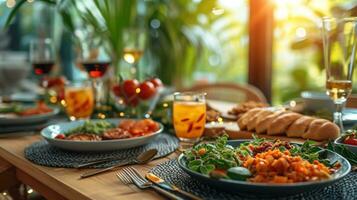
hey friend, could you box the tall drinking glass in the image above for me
[173,92,206,143]
[64,82,94,121]
[322,17,357,131]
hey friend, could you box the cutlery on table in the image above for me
[80,149,158,179]
[146,173,202,200]
[117,167,184,200]
[75,157,120,168]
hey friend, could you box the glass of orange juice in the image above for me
[173,92,206,142]
[63,82,94,121]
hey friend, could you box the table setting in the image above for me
[1,2,357,199]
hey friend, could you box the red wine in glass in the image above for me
[32,61,54,75]
[81,61,110,78]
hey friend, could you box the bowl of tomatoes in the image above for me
[334,130,357,154]
[112,77,163,107]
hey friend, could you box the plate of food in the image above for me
[334,129,357,154]
[177,135,350,195]
[0,101,59,125]
[41,118,163,151]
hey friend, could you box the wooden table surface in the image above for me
[0,134,177,200]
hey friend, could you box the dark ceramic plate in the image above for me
[177,140,351,195]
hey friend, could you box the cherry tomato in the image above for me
[138,81,156,100]
[44,77,66,88]
[123,79,139,97]
[125,96,139,107]
[112,84,122,97]
[150,78,163,88]
[55,134,66,139]
[344,137,357,146]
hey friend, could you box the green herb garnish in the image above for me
[0,104,23,114]
[65,120,115,136]
[327,141,357,165]
[184,134,238,175]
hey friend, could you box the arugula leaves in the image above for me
[184,134,238,175]
[327,141,357,165]
[290,140,331,166]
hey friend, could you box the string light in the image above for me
[289,100,296,107]
[295,27,307,38]
[97,113,106,119]
[6,0,16,8]
[212,7,224,15]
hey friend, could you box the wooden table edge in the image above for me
[0,144,90,200]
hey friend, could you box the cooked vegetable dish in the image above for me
[184,135,341,184]
[0,101,53,117]
[55,119,160,141]
[342,130,357,146]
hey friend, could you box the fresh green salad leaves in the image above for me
[65,120,115,136]
[327,141,357,165]
[0,103,23,113]
[184,134,239,175]
[290,140,331,166]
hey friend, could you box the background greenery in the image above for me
[1,0,356,104]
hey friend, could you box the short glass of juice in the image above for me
[173,92,206,143]
[63,82,94,121]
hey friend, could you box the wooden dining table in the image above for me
[0,134,178,200]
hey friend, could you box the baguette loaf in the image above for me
[267,112,302,135]
[286,116,315,138]
[302,119,340,141]
[247,110,274,131]
[256,110,287,134]
[237,108,263,130]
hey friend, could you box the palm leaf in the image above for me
[5,0,57,27]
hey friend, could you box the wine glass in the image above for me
[77,41,111,117]
[122,28,146,79]
[30,38,55,88]
[322,17,357,131]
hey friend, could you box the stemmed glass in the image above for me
[30,38,55,89]
[122,28,146,80]
[322,17,357,131]
[77,41,111,116]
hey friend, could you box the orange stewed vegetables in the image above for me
[243,149,331,183]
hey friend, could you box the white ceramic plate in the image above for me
[41,119,163,152]
[0,107,59,126]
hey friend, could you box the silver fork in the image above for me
[117,167,184,200]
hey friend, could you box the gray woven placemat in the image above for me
[25,133,179,168]
[150,159,357,200]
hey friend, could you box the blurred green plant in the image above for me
[273,0,357,104]
[146,0,245,86]
[6,0,136,76]
[5,0,239,87]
